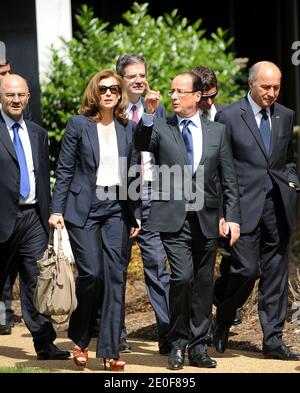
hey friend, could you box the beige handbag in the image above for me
[33,224,77,323]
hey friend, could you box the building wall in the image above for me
[0,0,41,123]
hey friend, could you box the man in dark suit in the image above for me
[192,65,242,326]
[0,56,32,336]
[116,54,170,354]
[135,71,240,369]
[0,74,70,360]
[213,61,300,361]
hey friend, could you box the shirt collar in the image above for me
[177,110,201,128]
[0,108,25,130]
[127,97,143,114]
[247,92,270,117]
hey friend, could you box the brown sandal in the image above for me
[103,357,125,371]
[73,346,88,367]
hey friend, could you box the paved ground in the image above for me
[0,326,300,373]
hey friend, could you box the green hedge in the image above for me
[41,2,247,175]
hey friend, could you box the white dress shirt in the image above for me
[201,104,217,121]
[96,122,121,186]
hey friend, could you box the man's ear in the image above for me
[195,91,202,103]
[248,80,252,92]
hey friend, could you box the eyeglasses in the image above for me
[98,85,120,95]
[167,89,197,97]
[201,91,218,101]
[123,74,146,80]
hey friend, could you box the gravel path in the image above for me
[0,326,299,373]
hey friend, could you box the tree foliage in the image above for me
[41,2,247,171]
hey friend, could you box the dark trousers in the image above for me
[67,199,130,359]
[122,185,170,340]
[160,212,217,350]
[0,206,56,349]
[0,274,15,326]
[216,190,290,349]
[214,244,233,307]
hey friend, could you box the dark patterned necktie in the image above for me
[259,109,271,156]
[259,109,273,192]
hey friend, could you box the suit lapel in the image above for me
[269,104,280,160]
[240,98,268,160]
[115,119,126,158]
[199,117,210,165]
[167,115,189,166]
[26,122,39,171]
[86,119,100,167]
[0,118,17,162]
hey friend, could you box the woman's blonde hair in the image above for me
[79,69,128,124]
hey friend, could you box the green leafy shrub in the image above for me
[41,2,247,175]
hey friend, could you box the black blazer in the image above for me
[215,96,299,233]
[51,115,140,228]
[134,113,240,238]
[0,114,50,242]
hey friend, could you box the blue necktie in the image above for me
[181,119,194,173]
[259,109,273,192]
[12,123,30,198]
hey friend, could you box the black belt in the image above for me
[18,203,37,211]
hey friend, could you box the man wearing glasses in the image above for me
[192,66,242,327]
[134,71,240,370]
[192,66,223,120]
[116,54,171,355]
[0,74,70,360]
[0,52,32,336]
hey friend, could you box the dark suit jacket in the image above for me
[215,96,299,233]
[134,113,240,238]
[51,115,140,228]
[214,103,226,113]
[0,114,50,243]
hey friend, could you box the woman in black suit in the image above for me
[49,70,140,371]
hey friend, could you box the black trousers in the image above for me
[161,212,217,350]
[216,189,290,349]
[0,206,56,349]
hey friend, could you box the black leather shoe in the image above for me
[119,339,132,353]
[213,322,230,353]
[189,352,217,368]
[263,344,300,361]
[232,309,242,326]
[168,348,185,370]
[0,324,11,335]
[36,343,71,360]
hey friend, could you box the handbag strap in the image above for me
[48,224,63,253]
